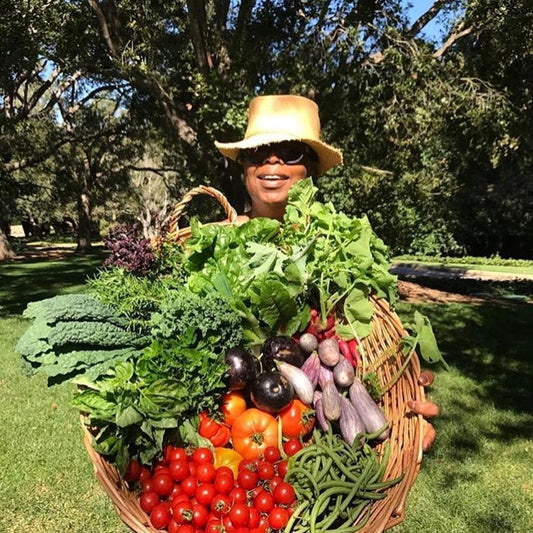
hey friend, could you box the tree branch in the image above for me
[433,23,473,58]
[186,0,213,76]
[88,0,121,60]
[407,0,450,38]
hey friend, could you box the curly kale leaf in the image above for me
[150,289,243,354]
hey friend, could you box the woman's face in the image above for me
[241,141,313,219]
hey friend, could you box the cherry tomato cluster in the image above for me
[131,444,299,532]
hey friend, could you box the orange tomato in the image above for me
[231,408,279,460]
[221,392,247,426]
[279,399,315,438]
[214,447,243,477]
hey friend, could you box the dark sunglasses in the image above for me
[240,142,316,165]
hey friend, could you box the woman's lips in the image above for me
[256,174,289,189]
[257,174,289,181]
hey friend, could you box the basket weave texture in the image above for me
[82,186,427,533]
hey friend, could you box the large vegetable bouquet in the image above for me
[17,178,444,532]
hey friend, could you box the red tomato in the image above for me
[176,525,194,533]
[138,466,151,484]
[196,462,216,483]
[232,409,279,460]
[199,412,221,439]
[237,469,259,490]
[279,399,316,438]
[254,490,275,513]
[169,460,190,482]
[181,476,198,496]
[273,482,296,505]
[139,491,160,514]
[206,519,223,533]
[152,473,174,497]
[222,391,247,426]
[150,502,171,529]
[238,458,258,472]
[229,503,250,527]
[248,506,261,528]
[230,487,248,505]
[168,519,180,533]
[269,475,283,491]
[211,494,231,517]
[263,446,281,463]
[210,424,231,447]
[167,446,188,463]
[277,460,289,479]
[257,461,275,481]
[173,500,194,524]
[214,472,234,494]
[124,459,141,482]
[192,447,214,465]
[283,439,303,457]
[195,483,216,506]
[192,503,209,528]
[268,507,289,530]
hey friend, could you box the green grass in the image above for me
[1,257,532,532]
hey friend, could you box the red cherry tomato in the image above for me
[124,459,141,482]
[237,468,259,490]
[273,482,296,505]
[268,507,289,530]
[279,399,316,438]
[211,494,231,517]
[229,503,250,527]
[169,460,190,482]
[206,519,223,533]
[199,412,220,439]
[257,461,275,481]
[138,466,151,484]
[254,490,275,513]
[173,500,194,524]
[214,472,234,494]
[263,446,281,463]
[248,506,261,528]
[230,487,248,505]
[283,439,303,457]
[277,459,289,478]
[139,491,160,514]
[192,503,209,528]
[167,446,188,463]
[210,424,231,447]
[152,473,174,497]
[181,476,198,496]
[150,502,171,529]
[195,483,216,506]
[196,462,217,483]
[192,447,214,465]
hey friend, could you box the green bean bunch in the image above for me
[285,427,402,533]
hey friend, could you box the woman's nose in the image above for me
[263,151,283,164]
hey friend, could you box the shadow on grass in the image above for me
[0,251,107,318]
[398,302,533,454]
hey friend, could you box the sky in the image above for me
[403,0,453,42]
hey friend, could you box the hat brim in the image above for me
[215,133,343,175]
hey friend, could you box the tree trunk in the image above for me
[0,225,15,261]
[76,185,93,252]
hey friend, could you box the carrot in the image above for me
[407,399,440,418]
[422,422,437,452]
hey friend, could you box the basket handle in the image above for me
[167,185,238,237]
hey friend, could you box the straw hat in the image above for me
[215,95,343,175]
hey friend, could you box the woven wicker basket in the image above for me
[82,186,427,533]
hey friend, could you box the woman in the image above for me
[215,94,342,220]
[216,94,438,448]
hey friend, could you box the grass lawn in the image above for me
[1,256,532,532]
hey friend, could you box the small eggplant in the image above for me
[224,347,259,390]
[261,336,306,370]
[300,353,321,388]
[333,356,355,388]
[321,381,342,421]
[349,379,390,441]
[313,391,328,432]
[276,360,315,406]
[318,338,340,367]
[299,333,318,354]
[250,371,294,414]
[339,396,366,446]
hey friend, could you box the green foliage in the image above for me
[150,290,243,355]
[16,294,148,384]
